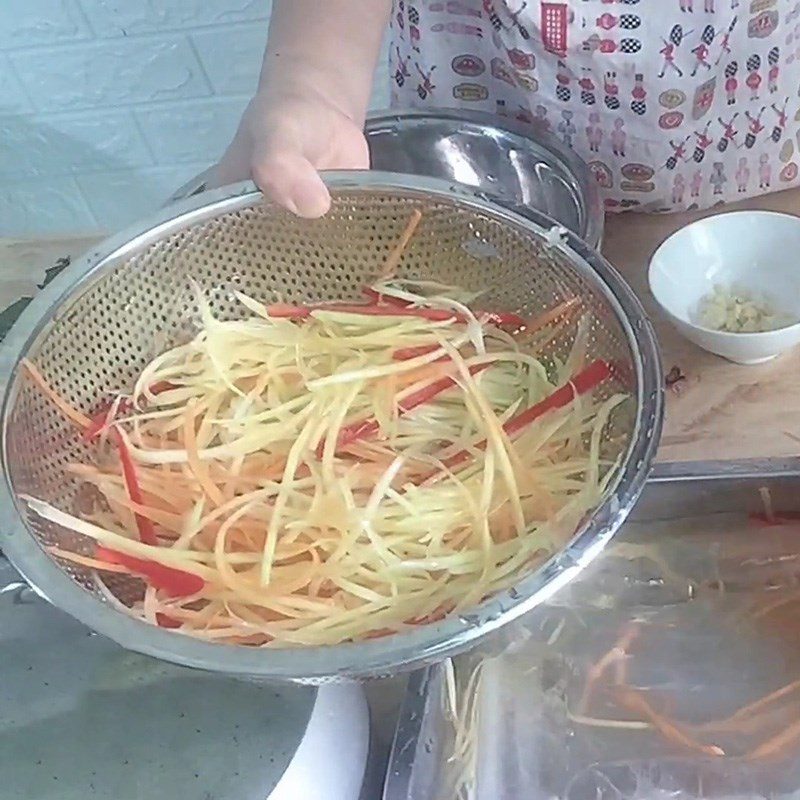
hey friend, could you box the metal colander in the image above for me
[0,173,662,682]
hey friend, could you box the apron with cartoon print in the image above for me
[389,0,800,212]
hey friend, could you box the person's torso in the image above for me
[389,0,800,211]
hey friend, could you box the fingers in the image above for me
[252,145,332,219]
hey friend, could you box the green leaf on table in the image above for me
[0,255,71,344]
[0,297,32,344]
[39,256,70,289]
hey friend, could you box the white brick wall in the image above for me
[0,0,391,237]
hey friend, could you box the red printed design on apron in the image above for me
[541,2,569,56]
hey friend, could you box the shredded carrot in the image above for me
[725,677,800,725]
[525,297,581,335]
[20,359,90,429]
[747,715,800,760]
[379,208,423,279]
[577,623,640,714]
[615,688,725,757]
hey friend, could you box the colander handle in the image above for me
[164,166,219,207]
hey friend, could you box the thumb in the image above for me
[252,142,331,219]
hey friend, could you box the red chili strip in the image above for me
[96,546,205,598]
[327,362,493,456]
[84,383,174,546]
[437,359,613,474]
[503,360,612,437]
[116,435,159,546]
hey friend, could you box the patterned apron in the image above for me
[389,0,800,212]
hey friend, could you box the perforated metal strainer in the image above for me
[0,173,662,682]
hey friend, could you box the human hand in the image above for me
[215,89,369,219]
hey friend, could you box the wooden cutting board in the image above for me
[603,188,800,464]
[2,189,800,465]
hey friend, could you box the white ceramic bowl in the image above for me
[649,210,800,365]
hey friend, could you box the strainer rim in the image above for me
[0,172,662,681]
